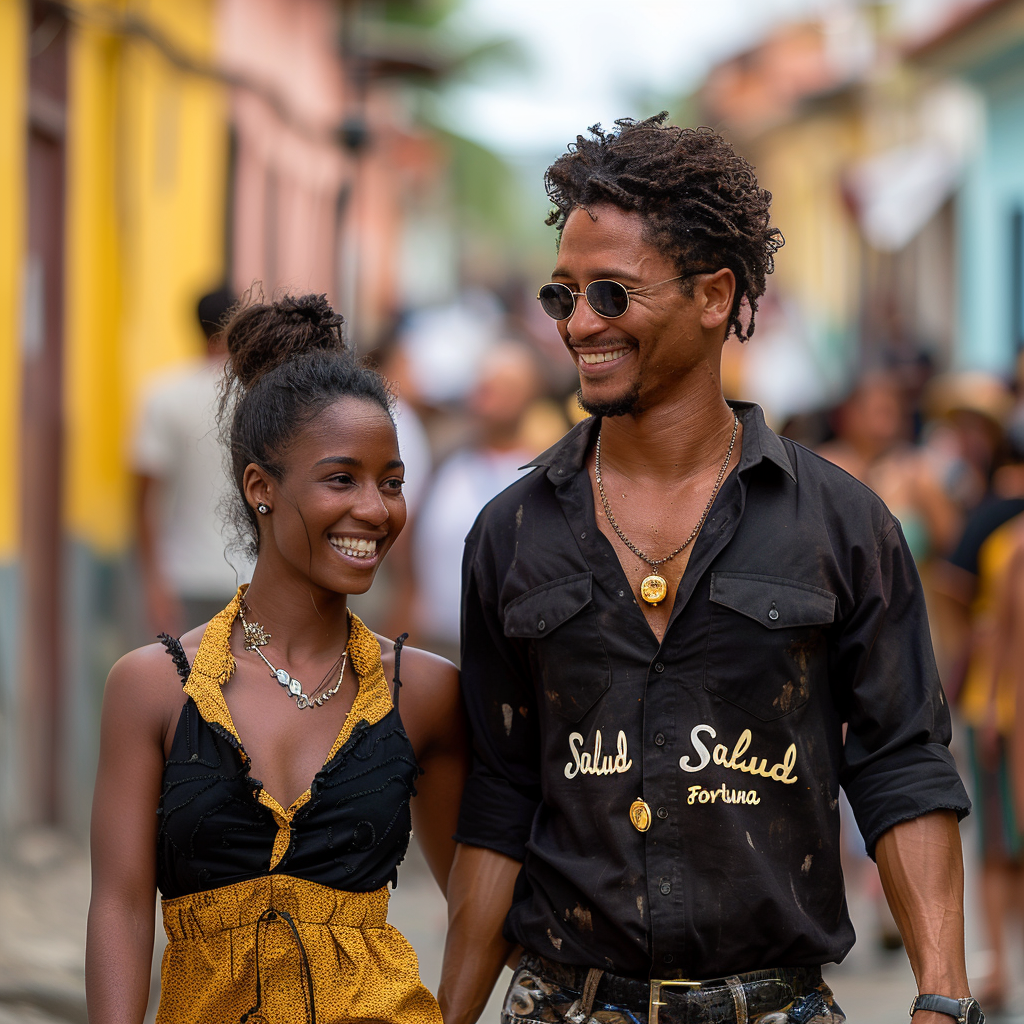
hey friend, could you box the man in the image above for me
[413,341,543,661]
[133,286,249,635]
[439,116,978,1024]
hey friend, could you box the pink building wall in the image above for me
[217,0,350,304]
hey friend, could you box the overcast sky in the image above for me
[440,0,966,159]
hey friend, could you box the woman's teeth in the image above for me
[330,537,378,558]
[579,348,629,365]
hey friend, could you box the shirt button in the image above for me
[654,663,665,673]
[580,531,587,539]
[657,806,668,819]
[618,589,625,597]
[663,953,674,965]
[654,733,666,746]
[537,619,546,631]
[659,879,672,896]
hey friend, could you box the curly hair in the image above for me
[544,113,783,340]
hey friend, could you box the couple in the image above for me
[86,118,980,1024]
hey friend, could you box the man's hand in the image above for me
[875,811,974,1022]
[438,844,521,1024]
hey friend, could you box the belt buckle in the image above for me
[648,978,700,1024]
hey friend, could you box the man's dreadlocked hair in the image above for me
[545,113,783,341]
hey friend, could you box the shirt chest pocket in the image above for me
[503,572,611,724]
[704,572,836,721]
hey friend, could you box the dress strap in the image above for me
[157,633,192,684]
[392,633,409,710]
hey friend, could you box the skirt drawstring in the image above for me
[239,907,317,1024]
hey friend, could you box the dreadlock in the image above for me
[545,113,783,341]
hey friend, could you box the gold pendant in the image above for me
[640,574,668,606]
[629,798,652,833]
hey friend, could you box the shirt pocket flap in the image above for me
[709,573,836,630]
[503,572,593,639]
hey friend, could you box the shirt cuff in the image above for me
[455,767,538,862]
[843,742,971,858]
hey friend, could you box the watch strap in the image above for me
[910,994,981,1022]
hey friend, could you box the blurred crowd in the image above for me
[135,281,1024,1012]
[773,349,1024,1012]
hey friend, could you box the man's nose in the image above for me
[565,294,608,342]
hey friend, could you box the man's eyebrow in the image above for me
[550,268,642,284]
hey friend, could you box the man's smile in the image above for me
[572,345,634,372]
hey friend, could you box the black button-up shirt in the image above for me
[455,402,970,979]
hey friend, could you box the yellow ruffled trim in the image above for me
[183,585,394,870]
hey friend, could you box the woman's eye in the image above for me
[383,478,405,492]
[329,474,354,486]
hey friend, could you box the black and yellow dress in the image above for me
[154,589,442,1024]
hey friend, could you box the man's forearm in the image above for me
[875,810,971,1021]
[439,843,521,1024]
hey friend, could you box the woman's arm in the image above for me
[391,646,470,894]
[85,646,178,1024]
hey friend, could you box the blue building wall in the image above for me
[958,39,1024,373]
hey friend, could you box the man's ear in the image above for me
[242,463,274,515]
[698,268,736,332]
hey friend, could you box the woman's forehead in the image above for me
[291,397,399,457]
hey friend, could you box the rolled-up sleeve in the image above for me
[454,517,542,861]
[836,521,971,857]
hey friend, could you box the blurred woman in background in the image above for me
[85,294,466,1024]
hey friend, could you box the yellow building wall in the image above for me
[63,0,227,554]
[752,109,863,352]
[0,0,26,561]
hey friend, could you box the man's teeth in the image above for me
[579,348,629,365]
[330,537,378,558]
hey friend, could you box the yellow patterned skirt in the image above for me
[157,874,442,1024]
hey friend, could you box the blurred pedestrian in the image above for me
[923,371,1014,513]
[87,294,467,1024]
[411,341,542,661]
[939,406,1024,1010]
[132,287,249,636]
[817,370,960,560]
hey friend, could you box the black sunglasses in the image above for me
[536,271,714,321]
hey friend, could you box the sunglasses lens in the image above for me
[585,280,630,318]
[538,283,576,320]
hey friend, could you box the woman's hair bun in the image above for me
[223,292,348,391]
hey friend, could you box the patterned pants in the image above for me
[500,955,845,1024]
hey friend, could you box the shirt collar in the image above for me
[525,400,796,484]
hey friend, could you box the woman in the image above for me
[86,294,467,1024]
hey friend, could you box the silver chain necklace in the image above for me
[238,603,349,710]
[594,411,739,606]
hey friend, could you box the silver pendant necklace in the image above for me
[238,603,349,710]
[595,412,738,607]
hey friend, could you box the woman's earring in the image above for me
[256,503,270,515]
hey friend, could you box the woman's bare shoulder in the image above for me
[105,623,206,719]
[374,634,458,697]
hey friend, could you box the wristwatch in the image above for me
[909,994,985,1023]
